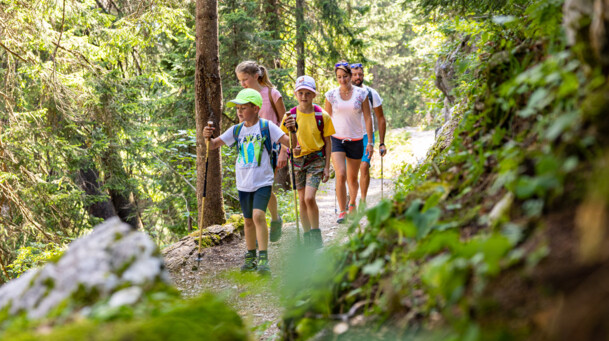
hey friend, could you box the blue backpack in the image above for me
[232,118,278,171]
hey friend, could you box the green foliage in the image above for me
[282,0,606,338]
[6,243,64,279]
[1,293,248,341]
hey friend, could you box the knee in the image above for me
[252,210,266,222]
[360,163,370,174]
[336,170,346,181]
[304,195,317,208]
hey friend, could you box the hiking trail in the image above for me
[166,127,435,340]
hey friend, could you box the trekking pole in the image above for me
[288,130,301,245]
[196,121,213,268]
[381,152,384,200]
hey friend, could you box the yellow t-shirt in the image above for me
[281,108,335,157]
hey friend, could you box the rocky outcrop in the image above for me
[0,217,168,320]
[162,223,242,272]
[434,34,471,124]
[564,0,609,72]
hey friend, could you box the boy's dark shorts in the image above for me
[238,186,272,219]
[331,136,364,159]
[294,151,325,190]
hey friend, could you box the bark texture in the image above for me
[195,0,225,227]
[295,0,305,77]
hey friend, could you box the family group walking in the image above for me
[203,61,387,275]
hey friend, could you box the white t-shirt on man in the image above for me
[219,120,285,192]
[359,85,383,133]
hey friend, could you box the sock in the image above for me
[247,249,256,257]
[259,250,268,260]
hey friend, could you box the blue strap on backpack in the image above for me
[232,119,277,170]
[289,104,326,156]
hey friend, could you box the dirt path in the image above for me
[167,127,435,340]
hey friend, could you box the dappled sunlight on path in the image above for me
[166,127,436,340]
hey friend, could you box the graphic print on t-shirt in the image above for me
[238,134,264,168]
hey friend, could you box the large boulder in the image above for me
[0,217,168,320]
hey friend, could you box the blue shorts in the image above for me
[331,136,364,160]
[238,186,272,219]
[361,134,375,164]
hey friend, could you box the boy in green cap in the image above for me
[204,88,296,275]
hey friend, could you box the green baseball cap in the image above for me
[227,88,263,108]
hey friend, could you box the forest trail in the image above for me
[167,127,436,340]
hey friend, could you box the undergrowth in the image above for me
[281,1,609,339]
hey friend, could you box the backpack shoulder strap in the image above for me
[259,119,272,155]
[367,88,374,107]
[313,104,324,134]
[232,122,245,147]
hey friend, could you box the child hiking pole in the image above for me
[288,130,301,245]
[381,152,384,199]
[196,121,213,268]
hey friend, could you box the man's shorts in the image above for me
[331,136,364,160]
[238,186,272,219]
[361,134,375,164]
[293,151,325,190]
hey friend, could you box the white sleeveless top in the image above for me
[325,86,368,140]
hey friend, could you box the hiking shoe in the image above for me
[348,204,356,214]
[310,229,323,249]
[303,231,311,248]
[270,217,283,242]
[257,257,271,275]
[337,211,347,224]
[240,252,257,272]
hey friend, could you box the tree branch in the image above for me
[52,0,67,77]
[95,0,109,14]
[0,41,29,63]
[152,154,197,193]
[50,41,95,69]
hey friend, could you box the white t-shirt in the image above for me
[325,86,369,140]
[259,86,282,125]
[219,120,285,192]
[359,85,383,132]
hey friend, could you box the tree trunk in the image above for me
[101,146,142,229]
[195,0,225,228]
[264,0,281,68]
[76,166,116,220]
[296,0,305,77]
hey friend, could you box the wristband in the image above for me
[379,143,385,147]
[368,143,374,146]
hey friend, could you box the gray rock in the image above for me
[0,217,169,320]
[108,287,143,308]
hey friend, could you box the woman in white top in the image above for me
[235,61,287,240]
[324,61,374,223]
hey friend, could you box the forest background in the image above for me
[0,0,438,281]
[3,0,609,339]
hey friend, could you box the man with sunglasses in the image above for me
[350,63,387,203]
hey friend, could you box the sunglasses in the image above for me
[350,63,363,68]
[334,62,349,68]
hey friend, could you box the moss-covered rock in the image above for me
[3,294,248,341]
[162,221,243,272]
